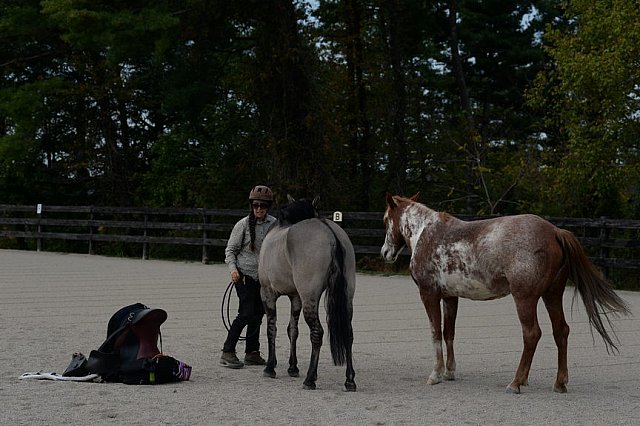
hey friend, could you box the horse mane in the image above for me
[393,193,450,219]
[276,198,318,226]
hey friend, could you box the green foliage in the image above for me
[40,0,179,62]
[529,0,640,218]
[0,0,637,221]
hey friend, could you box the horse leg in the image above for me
[343,340,356,392]
[442,297,458,381]
[287,294,302,377]
[343,309,357,392]
[261,287,278,378]
[419,287,444,385]
[507,296,542,394]
[543,287,570,393]
[302,303,324,390]
[338,302,356,392]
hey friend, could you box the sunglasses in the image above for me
[252,202,269,210]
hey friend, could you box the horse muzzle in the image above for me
[380,245,400,263]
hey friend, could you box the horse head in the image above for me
[276,195,320,226]
[381,192,419,262]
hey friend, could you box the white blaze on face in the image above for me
[381,210,397,261]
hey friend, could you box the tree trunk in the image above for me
[345,0,372,210]
[385,0,408,194]
[447,0,480,212]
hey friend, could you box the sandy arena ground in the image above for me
[1,249,638,425]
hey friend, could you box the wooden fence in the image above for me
[1,204,639,273]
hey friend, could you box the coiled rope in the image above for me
[221,280,260,341]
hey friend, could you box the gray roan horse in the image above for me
[381,193,630,394]
[259,197,357,391]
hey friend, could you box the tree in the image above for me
[239,0,330,202]
[6,0,633,221]
[529,0,640,217]
[440,0,552,214]
[1,0,184,205]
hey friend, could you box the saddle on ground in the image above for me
[64,303,192,385]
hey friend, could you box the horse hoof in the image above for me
[444,371,455,381]
[427,373,442,385]
[303,382,316,390]
[344,382,357,392]
[553,384,567,393]
[263,368,276,379]
[287,367,299,377]
[505,385,521,394]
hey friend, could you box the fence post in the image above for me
[599,216,610,278]
[202,212,210,264]
[88,207,95,255]
[36,204,43,252]
[142,213,149,260]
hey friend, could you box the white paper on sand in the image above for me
[19,371,100,382]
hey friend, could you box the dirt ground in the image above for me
[1,249,638,425]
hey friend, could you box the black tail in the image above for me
[321,219,353,366]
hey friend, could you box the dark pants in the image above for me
[222,275,264,354]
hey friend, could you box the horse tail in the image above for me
[556,228,630,353]
[321,219,352,366]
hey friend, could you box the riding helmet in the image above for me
[249,185,273,203]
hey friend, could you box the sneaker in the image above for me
[220,352,244,369]
[244,351,266,366]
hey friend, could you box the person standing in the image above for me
[220,185,276,368]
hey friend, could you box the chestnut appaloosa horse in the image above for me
[381,193,630,394]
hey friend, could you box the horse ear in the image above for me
[385,192,397,208]
[409,192,420,201]
[312,196,320,210]
[287,194,295,203]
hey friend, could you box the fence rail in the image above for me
[1,204,639,272]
